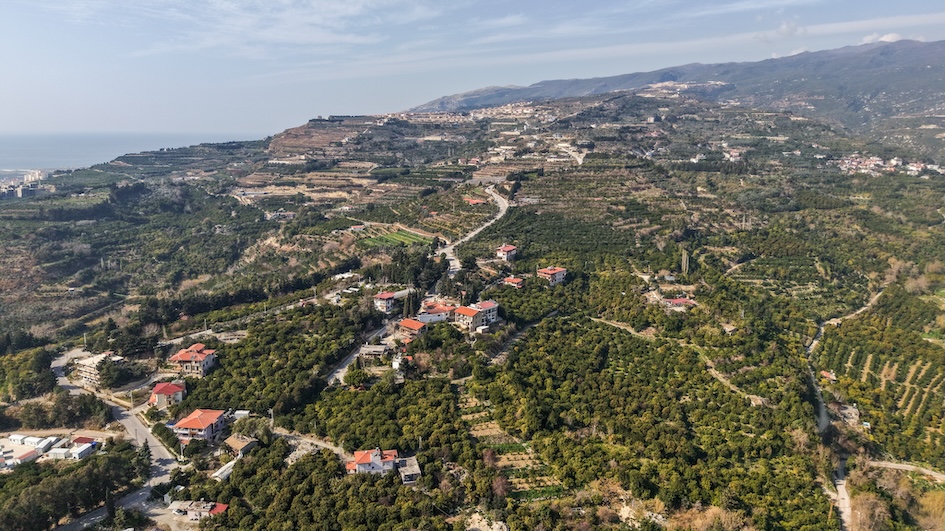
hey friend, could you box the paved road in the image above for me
[326,326,386,385]
[441,185,510,277]
[834,459,852,531]
[52,350,181,530]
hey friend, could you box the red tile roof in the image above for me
[537,266,567,275]
[475,300,498,310]
[152,382,185,395]
[497,244,517,252]
[374,291,396,300]
[399,318,426,331]
[174,409,225,430]
[209,503,228,515]
[170,344,215,362]
[352,448,398,465]
[666,298,696,306]
[73,436,95,445]
[454,306,480,317]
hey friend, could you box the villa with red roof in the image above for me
[346,448,399,474]
[472,300,499,325]
[374,291,397,313]
[537,266,567,286]
[399,318,427,337]
[416,302,456,323]
[503,277,525,289]
[148,382,186,409]
[496,244,517,261]
[454,306,484,330]
[169,343,216,378]
[664,297,697,308]
[173,409,226,441]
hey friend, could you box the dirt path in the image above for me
[868,461,944,482]
[860,353,873,382]
[592,318,767,407]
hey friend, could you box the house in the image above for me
[346,448,399,474]
[358,344,389,362]
[399,318,427,337]
[69,443,95,460]
[496,244,517,261]
[397,456,422,484]
[471,300,499,325]
[169,343,216,378]
[454,306,484,330]
[74,351,125,388]
[416,302,455,323]
[148,382,186,409]
[224,434,258,457]
[537,266,567,286]
[374,291,397,313]
[503,277,525,289]
[664,297,696,308]
[173,409,226,442]
[169,500,228,521]
[820,370,838,383]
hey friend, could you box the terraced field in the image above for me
[360,229,431,248]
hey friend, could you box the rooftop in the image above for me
[174,409,225,430]
[152,382,185,395]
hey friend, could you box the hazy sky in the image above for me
[2,0,942,137]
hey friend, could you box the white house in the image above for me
[537,266,567,286]
[346,448,399,474]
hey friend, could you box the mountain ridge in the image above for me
[411,40,945,156]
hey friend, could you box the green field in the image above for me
[360,230,432,247]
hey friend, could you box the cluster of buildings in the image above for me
[1,434,98,468]
[392,299,502,340]
[832,154,942,177]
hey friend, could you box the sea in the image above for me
[0,132,264,182]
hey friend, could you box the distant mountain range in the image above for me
[412,40,944,156]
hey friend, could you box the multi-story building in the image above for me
[169,343,216,377]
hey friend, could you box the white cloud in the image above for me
[861,32,903,44]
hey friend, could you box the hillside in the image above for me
[413,40,945,159]
[0,88,942,529]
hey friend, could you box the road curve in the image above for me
[441,185,510,277]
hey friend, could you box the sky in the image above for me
[1,0,942,138]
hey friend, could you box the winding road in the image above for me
[441,185,510,277]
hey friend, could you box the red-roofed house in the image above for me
[399,318,427,337]
[503,277,525,289]
[664,298,697,308]
[496,244,517,261]
[148,382,186,409]
[345,448,399,474]
[472,300,499,325]
[454,306,484,330]
[173,409,226,441]
[537,266,567,286]
[416,302,456,323]
[169,344,216,378]
[463,197,486,205]
[374,291,397,313]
